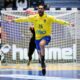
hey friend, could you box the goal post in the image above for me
[0,9,80,65]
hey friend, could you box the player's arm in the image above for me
[55,18,74,27]
[54,18,70,26]
[12,9,37,23]
[29,25,35,34]
[51,16,74,26]
[13,15,35,23]
[13,17,28,23]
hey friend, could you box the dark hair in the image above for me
[18,0,25,3]
[38,4,50,10]
[38,4,48,10]
[38,4,45,8]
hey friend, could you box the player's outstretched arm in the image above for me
[13,9,37,23]
[12,15,35,23]
[55,18,70,26]
[13,17,28,23]
[54,18,74,27]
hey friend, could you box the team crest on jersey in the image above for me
[44,19,46,23]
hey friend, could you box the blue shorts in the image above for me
[35,36,51,51]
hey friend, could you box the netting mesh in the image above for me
[1,10,80,64]
[76,11,80,63]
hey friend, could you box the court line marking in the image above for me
[0,74,80,80]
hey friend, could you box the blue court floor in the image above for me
[0,63,80,80]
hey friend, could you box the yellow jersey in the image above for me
[14,13,70,40]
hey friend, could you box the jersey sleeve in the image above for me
[14,15,35,23]
[50,16,70,26]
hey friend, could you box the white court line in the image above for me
[0,74,80,80]
[0,69,19,71]
[0,69,27,71]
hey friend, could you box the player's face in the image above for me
[38,6,44,17]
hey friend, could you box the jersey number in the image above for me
[39,24,43,29]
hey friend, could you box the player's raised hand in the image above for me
[70,23,75,27]
[30,25,34,30]
[6,16,15,22]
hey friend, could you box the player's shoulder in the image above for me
[32,14,38,17]
[33,14,38,16]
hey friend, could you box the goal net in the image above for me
[0,10,80,64]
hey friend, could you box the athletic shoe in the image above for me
[41,62,46,75]
[42,68,46,76]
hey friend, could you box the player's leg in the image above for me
[39,36,51,75]
[0,55,1,65]
[27,36,36,66]
[35,36,51,75]
[0,44,1,65]
[39,39,46,75]
[27,25,36,65]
